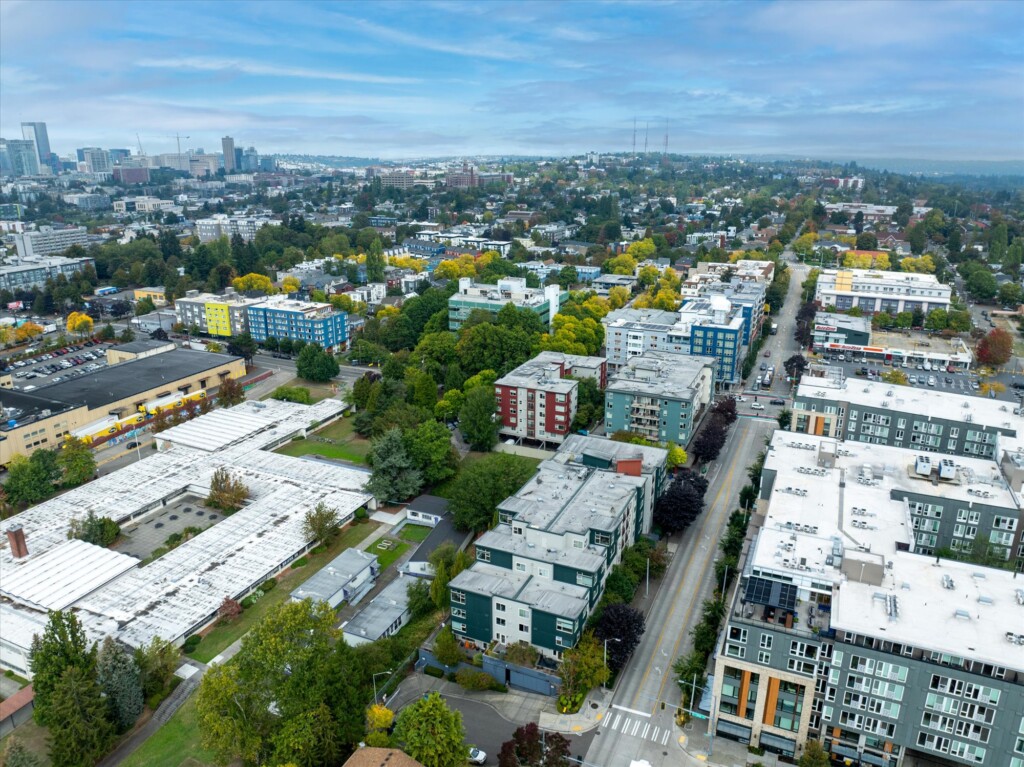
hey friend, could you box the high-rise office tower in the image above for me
[241,147,260,171]
[222,136,236,172]
[0,139,41,176]
[20,122,51,164]
[80,147,112,174]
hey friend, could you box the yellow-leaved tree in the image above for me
[281,276,302,294]
[232,273,277,294]
[66,311,94,337]
[607,286,631,310]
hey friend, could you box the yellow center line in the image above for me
[628,418,753,710]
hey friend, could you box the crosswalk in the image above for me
[599,709,673,746]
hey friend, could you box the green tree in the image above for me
[407,579,435,619]
[907,222,927,255]
[5,453,55,505]
[196,662,266,765]
[855,232,878,251]
[29,610,97,726]
[47,666,115,767]
[134,636,178,699]
[206,467,250,511]
[557,633,609,702]
[296,343,340,382]
[366,238,387,283]
[302,501,341,545]
[96,637,143,731]
[270,703,341,767]
[449,453,537,532]
[777,408,792,430]
[797,740,831,767]
[56,436,96,486]
[98,322,116,341]
[67,510,120,547]
[458,385,499,451]
[270,385,313,404]
[405,419,458,485]
[433,626,463,667]
[434,389,465,422]
[966,269,997,301]
[135,296,157,316]
[366,427,423,502]
[924,309,948,331]
[1,737,43,767]
[998,282,1023,307]
[393,692,467,767]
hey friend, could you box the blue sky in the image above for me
[2,0,1022,161]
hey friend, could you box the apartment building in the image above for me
[602,308,681,370]
[174,288,265,336]
[814,269,952,315]
[494,352,606,445]
[194,213,279,243]
[449,436,668,659]
[691,259,775,284]
[10,225,89,257]
[711,433,1024,766]
[0,254,95,291]
[448,277,565,330]
[675,296,748,385]
[792,376,1018,461]
[247,295,348,352]
[113,196,175,214]
[604,351,716,445]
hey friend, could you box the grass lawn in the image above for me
[119,696,215,767]
[371,539,409,570]
[187,521,379,663]
[262,376,339,404]
[275,439,368,463]
[398,524,432,543]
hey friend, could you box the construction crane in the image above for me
[165,133,190,157]
[136,133,146,156]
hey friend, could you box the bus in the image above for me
[94,286,118,296]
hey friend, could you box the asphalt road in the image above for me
[585,416,775,767]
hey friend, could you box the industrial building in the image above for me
[447,277,566,330]
[710,432,1024,766]
[0,399,373,674]
[604,351,716,446]
[0,347,245,466]
[811,312,873,348]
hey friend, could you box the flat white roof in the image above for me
[1,399,372,649]
[756,432,1024,670]
[0,539,138,611]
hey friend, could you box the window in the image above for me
[452,608,466,619]
[451,590,465,605]
[496,617,506,626]
[496,602,506,612]
[576,572,594,588]
[519,608,528,618]
[760,634,773,649]
[594,532,612,546]
[519,624,529,633]
[515,562,527,572]
[758,650,771,664]
[729,627,748,644]
[725,644,745,659]
[556,618,574,633]
[452,621,466,633]
[512,524,524,535]
[477,549,490,563]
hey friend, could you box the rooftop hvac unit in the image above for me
[939,459,956,480]
[914,456,932,477]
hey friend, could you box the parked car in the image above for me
[125,441,140,449]
[469,749,487,765]
[760,363,767,371]
[1012,382,1024,390]
[763,350,771,358]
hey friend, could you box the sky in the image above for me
[1,0,1022,162]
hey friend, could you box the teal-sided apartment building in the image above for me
[449,436,668,659]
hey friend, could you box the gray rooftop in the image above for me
[450,563,589,619]
[290,549,378,603]
[113,339,176,355]
[557,433,668,474]
[604,307,680,330]
[606,351,716,399]
[342,577,412,641]
[813,311,872,334]
[476,524,605,572]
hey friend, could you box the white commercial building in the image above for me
[10,225,89,257]
[0,400,373,669]
[814,269,952,314]
[195,213,279,243]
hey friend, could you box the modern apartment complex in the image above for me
[814,269,952,314]
[448,436,668,659]
[10,225,89,257]
[194,214,279,243]
[247,295,348,351]
[792,375,1019,461]
[711,432,1024,766]
[602,308,681,370]
[494,352,606,445]
[447,277,566,330]
[0,254,95,292]
[604,351,716,445]
[174,288,266,336]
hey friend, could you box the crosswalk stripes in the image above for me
[600,712,673,746]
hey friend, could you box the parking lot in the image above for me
[6,342,113,390]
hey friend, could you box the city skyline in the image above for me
[1,0,1023,161]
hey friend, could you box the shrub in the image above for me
[291,556,309,568]
[424,665,444,678]
[455,669,496,691]
[355,507,369,520]
[310,544,327,555]
[240,596,255,609]
[472,652,484,667]
[259,577,276,592]
[182,635,201,653]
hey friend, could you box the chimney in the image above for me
[6,524,28,559]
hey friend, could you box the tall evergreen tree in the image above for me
[47,666,116,767]
[366,237,386,283]
[97,637,144,731]
[29,611,97,726]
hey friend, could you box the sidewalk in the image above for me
[389,672,554,727]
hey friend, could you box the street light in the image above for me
[603,638,620,689]
[372,669,393,704]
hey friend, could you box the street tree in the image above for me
[393,692,466,767]
[96,637,143,732]
[226,333,257,363]
[29,610,97,726]
[777,408,793,430]
[654,475,704,535]
[797,740,831,767]
[216,377,245,407]
[710,397,737,425]
[366,427,423,502]
[458,385,499,451]
[498,723,571,767]
[691,417,728,463]
[47,666,115,767]
[976,328,1013,366]
[303,501,341,544]
[594,604,645,674]
[557,633,608,705]
[449,453,536,532]
[783,354,808,381]
[881,369,908,385]
[296,343,340,382]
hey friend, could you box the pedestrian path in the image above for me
[599,705,673,746]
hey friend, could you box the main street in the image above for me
[585,416,774,767]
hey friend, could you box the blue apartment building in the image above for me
[247,297,348,351]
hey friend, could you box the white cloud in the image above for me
[136,57,420,85]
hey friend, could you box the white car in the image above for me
[751,402,765,411]
[469,748,487,765]
[735,396,747,402]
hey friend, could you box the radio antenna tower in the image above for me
[663,121,669,156]
[631,117,637,158]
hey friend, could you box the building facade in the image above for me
[494,352,606,445]
[448,277,565,330]
[814,269,952,315]
[602,308,680,370]
[1,140,40,177]
[194,214,279,243]
[711,433,1024,766]
[604,352,716,445]
[247,296,348,351]
[10,226,89,257]
[0,255,94,291]
[174,288,265,336]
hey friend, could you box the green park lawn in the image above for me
[274,414,372,464]
[119,697,215,767]
[186,521,379,663]
[371,538,409,570]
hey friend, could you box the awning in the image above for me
[715,719,751,740]
[759,731,796,755]
[744,576,798,611]
[832,744,860,760]
[860,752,890,766]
